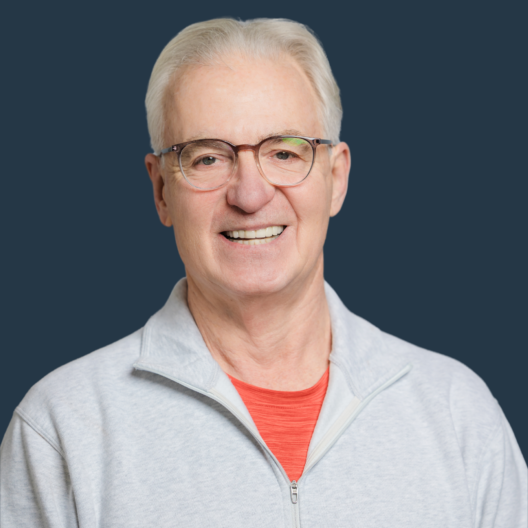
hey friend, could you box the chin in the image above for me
[218,266,293,297]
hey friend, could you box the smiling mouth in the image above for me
[222,225,285,245]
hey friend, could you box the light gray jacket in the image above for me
[1,280,526,527]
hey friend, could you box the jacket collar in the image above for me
[324,282,411,400]
[134,278,218,392]
[133,278,411,401]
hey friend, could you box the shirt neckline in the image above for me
[227,366,330,401]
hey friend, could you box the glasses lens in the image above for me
[259,137,314,186]
[180,140,235,189]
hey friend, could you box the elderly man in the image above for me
[1,18,526,528]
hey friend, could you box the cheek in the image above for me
[292,172,333,229]
[169,186,218,251]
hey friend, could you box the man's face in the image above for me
[146,54,350,298]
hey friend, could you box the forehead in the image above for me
[165,54,323,145]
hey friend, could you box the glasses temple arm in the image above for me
[159,146,174,155]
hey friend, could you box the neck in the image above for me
[186,256,331,391]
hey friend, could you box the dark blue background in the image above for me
[1,0,526,461]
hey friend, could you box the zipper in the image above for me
[287,364,411,528]
[134,361,412,528]
[303,364,412,475]
[133,363,292,481]
[135,363,299,525]
[290,480,300,527]
[290,480,298,504]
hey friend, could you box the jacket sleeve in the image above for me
[474,409,527,528]
[0,411,79,528]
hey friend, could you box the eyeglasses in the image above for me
[158,135,333,191]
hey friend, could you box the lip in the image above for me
[219,226,288,247]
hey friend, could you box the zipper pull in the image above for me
[290,480,298,504]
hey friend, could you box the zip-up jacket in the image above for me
[1,279,526,527]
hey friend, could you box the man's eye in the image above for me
[276,151,291,160]
[200,156,217,166]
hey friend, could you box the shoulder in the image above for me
[21,328,143,401]
[15,329,144,444]
[381,328,491,392]
[382,328,496,404]
[379,328,502,449]
[327,283,501,435]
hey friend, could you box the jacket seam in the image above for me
[329,357,362,399]
[205,363,220,391]
[14,409,82,527]
[472,413,503,527]
[14,407,66,458]
[474,402,502,473]
[447,374,475,521]
[143,321,153,358]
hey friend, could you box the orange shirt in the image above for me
[228,368,329,482]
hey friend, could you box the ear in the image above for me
[145,153,173,227]
[329,142,351,217]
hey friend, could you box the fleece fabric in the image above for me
[1,279,526,527]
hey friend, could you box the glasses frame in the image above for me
[158,135,333,191]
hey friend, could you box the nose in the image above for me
[225,150,275,213]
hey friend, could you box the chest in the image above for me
[64,393,473,527]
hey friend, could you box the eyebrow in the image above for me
[257,129,305,142]
[180,129,308,145]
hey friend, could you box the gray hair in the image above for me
[145,18,343,155]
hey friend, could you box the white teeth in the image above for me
[225,226,284,240]
[232,235,279,245]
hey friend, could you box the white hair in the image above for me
[145,18,343,155]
